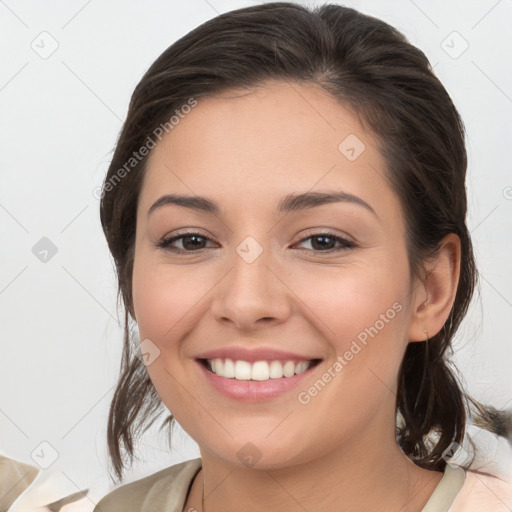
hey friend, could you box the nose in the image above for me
[210,239,292,331]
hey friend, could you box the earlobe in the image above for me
[407,233,461,342]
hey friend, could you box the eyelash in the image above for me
[155,231,357,255]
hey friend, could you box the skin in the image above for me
[131,81,461,511]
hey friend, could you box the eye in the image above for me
[156,232,216,253]
[293,232,357,253]
[155,231,357,254]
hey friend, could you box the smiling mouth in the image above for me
[198,358,322,381]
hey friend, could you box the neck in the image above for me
[188,420,443,512]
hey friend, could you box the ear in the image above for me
[408,233,461,342]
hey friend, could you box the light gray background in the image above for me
[1,0,511,502]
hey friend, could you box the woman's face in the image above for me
[132,81,425,469]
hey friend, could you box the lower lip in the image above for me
[196,360,319,402]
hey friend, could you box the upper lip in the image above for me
[196,346,321,362]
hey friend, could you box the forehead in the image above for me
[139,81,398,221]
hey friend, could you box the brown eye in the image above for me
[295,233,356,253]
[156,232,216,253]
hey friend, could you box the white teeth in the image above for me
[283,361,295,378]
[206,358,315,381]
[269,360,283,379]
[251,361,269,381]
[294,361,309,375]
[223,358,235,378]
[234,360,252,380]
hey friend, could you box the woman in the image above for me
[93,2,512,511]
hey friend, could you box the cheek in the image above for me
[131,254,206,415]
[288,269,408,446]
[291,253,410,394]
[132,256,208,342]
[296,259,407,342]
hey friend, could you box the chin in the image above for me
[199,432,316,471]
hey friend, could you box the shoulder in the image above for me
[450,468,512,511]
[0,455,40,510]
[93,458,202,512]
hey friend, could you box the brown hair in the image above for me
[99,1,511,483]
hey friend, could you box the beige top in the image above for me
[0,455,39,511]
[93,458,511,512]
[1,454,95,512]
[5,454,511,511]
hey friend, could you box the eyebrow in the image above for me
[147,190,378,218]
